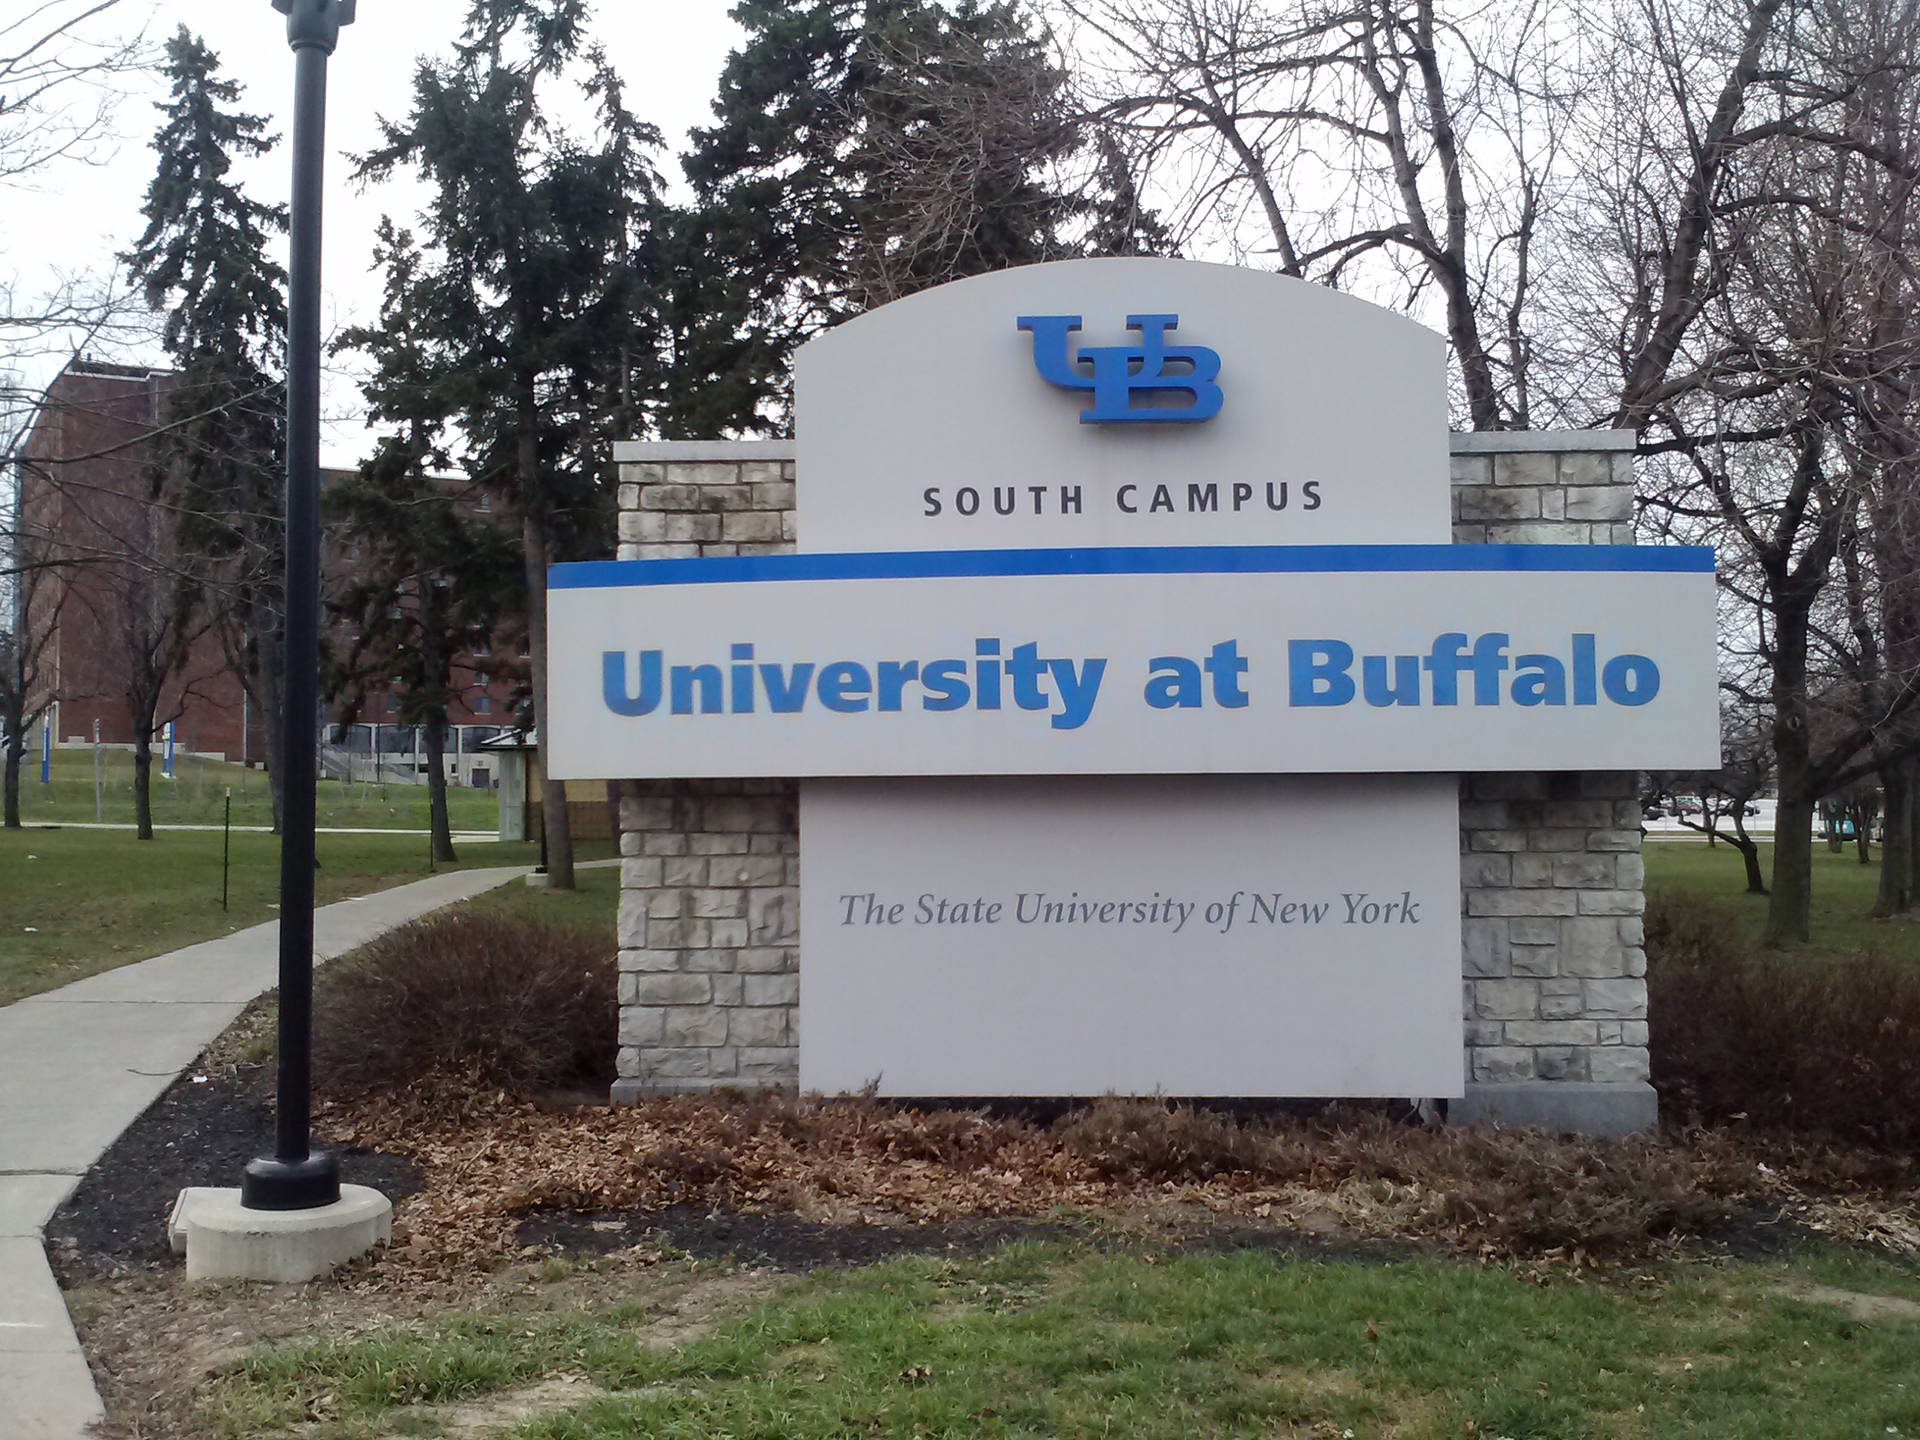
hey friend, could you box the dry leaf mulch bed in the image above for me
[316,1080,1920,1279]
[50,1055,1920,1290]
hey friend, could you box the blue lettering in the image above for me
[1146,656,1203,709]
[759,663,814,713]
[1049,658,1105,730]
[1205,640,1249,707]
[921,659,970,711]
[1510,655,1566,706]
[603,650,662,716]
[1602,654,1660,706]
[1290,640,1355,707]
[818,662,871,713]
[1573,634,1598,706]
[876,660,919,712]
[670,664,723,715]
[1362,654,1420,707]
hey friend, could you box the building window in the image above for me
[474,638,490,657]
[386,694,400,714]
[475,671,490,689]
[474,695,492,715]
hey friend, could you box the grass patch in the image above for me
[7,747,502,831]
[179,1243,1920,1440]
[1642,837,1919,964]
[463,862,621,942]
[0,827,559,1005]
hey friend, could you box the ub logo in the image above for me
[1017,313,1224,424]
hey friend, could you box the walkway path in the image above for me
[0,864,532,1439]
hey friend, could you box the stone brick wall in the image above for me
[613,781,799,1098]
[1449,431,1650,1115]
[608,432,1654,1129]
[608,443,803,1100]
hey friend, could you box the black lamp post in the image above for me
[241,0,355,1213]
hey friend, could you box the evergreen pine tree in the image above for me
[329,222,523,865]
[681,0,1165,429]
[355,0,668,890]
[124,28,288,834]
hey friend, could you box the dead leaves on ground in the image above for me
[314,1088,1918,1280]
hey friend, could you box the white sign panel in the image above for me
[547,546,1720,779]
[794,258,1449,550]
[800,775,1466,1097]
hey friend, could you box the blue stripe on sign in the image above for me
[549,543,1716,590]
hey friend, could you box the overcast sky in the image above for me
[4,0,747,466]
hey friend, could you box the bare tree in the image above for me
[1063,0,1588,427]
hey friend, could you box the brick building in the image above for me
[9,356,520,771]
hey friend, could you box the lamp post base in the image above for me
[172,1183,389,1282]
[240,1151,342,1211]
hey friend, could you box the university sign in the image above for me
[550,545,1717,777]
[557,257,1719,1107]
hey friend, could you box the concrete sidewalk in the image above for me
[0,864,531,1439]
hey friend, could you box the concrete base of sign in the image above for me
[1449,1082,1657,1138]
[168,1185,391,1282]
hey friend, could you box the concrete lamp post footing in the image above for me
[169,1185,391,1282]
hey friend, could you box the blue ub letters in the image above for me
[1016,313,1224,424]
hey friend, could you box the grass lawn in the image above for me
[1642,836,1920,964]
[0,826,586,1005]
[464,859,622,941]
[164,1241,1920,1440]
[8,747,503,832]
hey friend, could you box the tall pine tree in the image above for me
[681,0,1165,430]
[329,222,523,864]
[356,0,668,889]
[124,28,288,833]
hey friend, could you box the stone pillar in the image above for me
[607,442,801,1101]
[1446,430,1655,1136]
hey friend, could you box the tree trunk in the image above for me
[1764,617,1815,946]
[1731,810,1767,895]
[253,599,287,836]
[518,366,574,891]
[2,725,23,829]
[1855,801,1874,864]
[1873,761,1912,915]
[424,710,456,864]
[132,723,155,841]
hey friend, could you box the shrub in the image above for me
[1647,894,1920,1150]
[315,910,616,1101]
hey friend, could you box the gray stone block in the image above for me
[1450,1081,1657,1137]
[737,1048,799,1079]
[730,1007,791,1047]
[1566,486,1633,522]
[1559,918,1630,977]
[1467,889,1578,917]
[630,973,712,1006]
[1471,1047,1536,1082]
[749,890,799,944]
[1472,979,1539,1020]
[1492,452,1556,487]
[662,856,710,886]
[1583,978,1647,1018]
[744,973,800,1007]
[618,1007,665,1045]
[1588,1047,1651,1085]
[1504,1020,1599,1047]
[662,1007,730,1047]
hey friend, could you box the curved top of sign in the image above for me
[794,257,1450,552]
